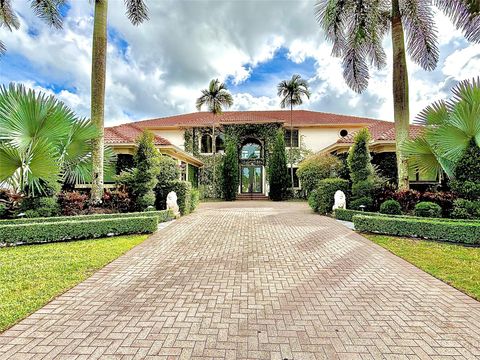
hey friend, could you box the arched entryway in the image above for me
[239,138,264,194]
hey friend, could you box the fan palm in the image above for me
[196,79,234,195]
[403,77,480,181]
[277,74,311,191]
[0,84,113,196]
[314,0,480,190]
[1,0,149,202]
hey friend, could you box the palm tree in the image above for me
[403,77,480,181]
[0,84,114,196]
[90,0,149,203]
[314,0,480,190]
[0,0,64,55]
[196,79,234,196]
[277,74,311,191]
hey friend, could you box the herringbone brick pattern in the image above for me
[1,201,479,359]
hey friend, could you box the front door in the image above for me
[241,166,262,193]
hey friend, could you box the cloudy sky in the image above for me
[1,0,479,126]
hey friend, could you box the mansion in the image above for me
[105,110,428,196]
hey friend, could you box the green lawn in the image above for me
[364,234,480,301]
[0,235,148,332]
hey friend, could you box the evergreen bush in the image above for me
[450,139,480,200]
[297,153,342,195]
[308,178,349,214]
[451,199,480,219]
[379,200,402,215]
[414,201,442,218]
[222,139,239,201]
[268,130,289,201]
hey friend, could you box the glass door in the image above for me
[241,166,262,193]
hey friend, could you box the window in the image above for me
[340,129,348,137]
[200,133,212,153]
[288,167,300,188]
[180,161,187,181]
[215,134,225,153]
[284,129,299,148]
[241,142,261,160]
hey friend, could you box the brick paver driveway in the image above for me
[1,202,480,359]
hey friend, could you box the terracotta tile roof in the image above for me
[104,123,171,145]
[337,121,424,144]
[133,110,382,128]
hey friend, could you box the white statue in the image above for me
[332,190,346,211]
[166,191,180,217]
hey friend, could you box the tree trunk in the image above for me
[90,0,108,202]
[212,113,216,197]
[289,100,294,192]
[391,0,410,190]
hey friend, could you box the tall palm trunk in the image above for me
[391,0,410,190]
[90,0,108,202]
[289,100,294,191]
[212,113,216,194]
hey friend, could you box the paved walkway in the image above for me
[1,202,479,359]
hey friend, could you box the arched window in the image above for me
[215,134,225,153]
[241,140,262,160]
[200,133,212,153]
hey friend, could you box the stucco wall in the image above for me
[299,126,360,153]
[151,129,185,149]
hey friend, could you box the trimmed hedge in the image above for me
[334,208,377,222]
[0,216,158,245]
[308,178,349,214]
[353,214,480,245]
[414,201,442,218]
[380,200,402,215]
[0,210,174,225]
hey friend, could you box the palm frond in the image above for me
[434,0,480,43]
[0,143,22,183]
[30,0,65,29]
[0,0,20,30]
[314,0,348,56]
[403,137,444,180]
[196,79,233,115]
[124,0,149,25]
[401,0,439,70]
[414,100,449,125]
[277,74,311,108]
[342,46,369,93]
[0,39,5,55]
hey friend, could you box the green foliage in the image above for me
[308,178,349,214]
[190,188,200,213]
[0,216,158,245]
[170,180,192,215]
[196,79,233,115]
[20,197,60,218]
[197,154,224,199]
[451,199,480,219]
[353,214,480,245]
[222,139,239,201]
[349,196,374,211]
[297,153,342,195]
[188,164,199,188]
[0,203,7,218]
[0,84,114,196]
[347,128,375,207]
[268,130,289,201]
[335,208,377,222]
[372,152,398,184]
[0,210,173,225]
[414,201,442,218]
[119,131,160,211]
[450,139,480,200]
[380,200,402,215]
[154,155,180,209]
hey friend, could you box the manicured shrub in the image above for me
[308,178,349,214]
[349,196,374,211]
[353,214,480,245]
[155,155,181,210]
[20,196,60,218]
[269,130,289,201]
[170,180,192,215]
[58,191,89,216]
[118,131,160,211]
[380,200,402,215]
[0,216,158,246]
[414,201,442,218]
[335,208,377,222]
[347,128,375,207]
[0,203,6,218]
[0,210,173,225]
[297,153,342,195]
[451,199,480,219]
[222,139,239,201]
[392,189,421,213]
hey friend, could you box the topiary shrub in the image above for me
[308,178,349,214]
[450,139,480,200]
[190,188,200,213]
[154,155,181,210]
[380,199,402,215]
[349,196,374,211]
[222,139,239,201]
[170,180,192,215]
[297,153,342,195]
[269,129,289,201]
[451,199,480,219]
[414,201,442,218]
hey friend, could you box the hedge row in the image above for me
[0,216,158,245]
[334,208,480,224]
[0,210,173,225]
[353,214,480,245]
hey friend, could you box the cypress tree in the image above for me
[268,129,289,201]
[222,139,239,201]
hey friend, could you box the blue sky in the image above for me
[1,1,479,126]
